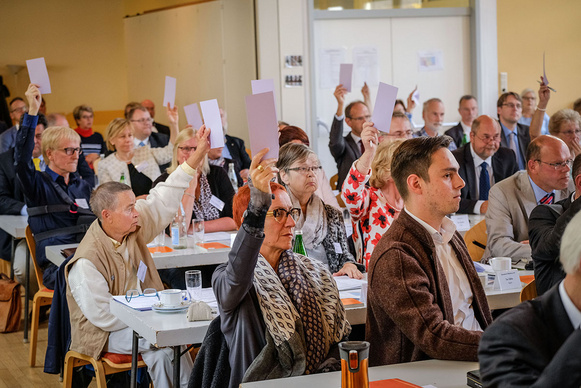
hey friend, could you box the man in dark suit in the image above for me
[497,92,531,170]
[529,154,581,296]
[479,210,581,387]
[452,115,518,214]
[220,108,251,183]
[445,95,478,149]
[329,84,369,190]
[127,104,170,170]
[141,99,170,137]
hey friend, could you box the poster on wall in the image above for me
[353,46,380,87]
[319,47,347,89]
[417,50,444,72]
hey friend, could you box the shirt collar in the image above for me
[559,281,581,329]
[350,132,362,144]
[528,176,554,204]
[500,122,518,138]
[460,121,471,134]
[133,137,149,148]
[470,143,493,167]
[45,166,78,184]
[404,207,457,245]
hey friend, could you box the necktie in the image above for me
[540,192,554,204]
[360,140,365,155]
[138,141,145,147]
[479,161,490,200]
[32,158,41,171]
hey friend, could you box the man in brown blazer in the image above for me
[366,135,492,366]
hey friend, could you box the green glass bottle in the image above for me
[293,230,307,256]
[119,172,126,185]
[462,132,469,146]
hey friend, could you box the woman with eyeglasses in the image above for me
[98,106,178,196]
[212,148,351,388]
[152,127,236,288]
[277,142,363,278]
[341,121,404,270]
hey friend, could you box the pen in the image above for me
[537,80,556,93]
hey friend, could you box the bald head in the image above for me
[470,115,501,160]
[527,135,571,192]
[141,99,155,119]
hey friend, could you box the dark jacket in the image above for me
[225,134,251,171]
[329,116,361,191]
[452,144,519,214]
[444,123,465,149]
[366,210,492,366]
[499,122,530,169]
[188,316,231,388]
[153,121,170,137]
[529,195,580,295]
[479,283,581,387]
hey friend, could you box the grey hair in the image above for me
[90,182,132,221]
[276,142,317,183]
[422,98,443,113]
[520,88,535,98]
[560,211,581,274]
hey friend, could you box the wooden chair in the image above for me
[62,350,146,388]
[25,225,54,367]
[329,174,339,190]
[520,279,537,302]
[463,219,487,262]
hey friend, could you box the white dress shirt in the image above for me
[559,281,581,329]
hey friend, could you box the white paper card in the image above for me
[412,86,420,104]
[245,91,279,159]
[75,198,89,209]
[493,270,521,290]
[371,82,398,133]
[251,78,278,119]
[333,276,366,291]
[137,261,147,283]
[163,76,177,108]
[449,214,471,231]
[199,99,225,149]
[209,195,225,211]
[333,242,343,254]
[339,63,353,92]
[184,103,204,130]
[135,160,149,173]
[360,281,368,306]
[543,52,549,85]
[26,57,51,94]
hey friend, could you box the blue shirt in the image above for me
[519,114,550,136]
[500,122,525,170]
[15,114,93,281]
[221,136,232,159]
[528,176,554,204]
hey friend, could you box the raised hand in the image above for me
[25,84,41,116]
[185,125,210,169]
[249,148,278,194]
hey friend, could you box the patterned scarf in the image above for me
[252,250,350,374]
[191,174,220,221]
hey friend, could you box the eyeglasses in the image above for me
[287,166,323,174]
[474,134,501,143]
[125,288,159,303]
[10,106,27,114]
[384,130,413,137]
[348,115,372,122]
[502,103,522,109]
[60,147,83,156]
[266,207,301,223]
[522,96,536,101]
[80,115,93,120]
[178,146,196,153]
[131,118,154,124]
[560,129,581,136]
[535,159,573,170]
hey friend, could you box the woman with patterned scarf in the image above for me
[153,127,237,288]
[213,148,351,388]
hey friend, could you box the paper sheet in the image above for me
[543,51,549,85]
[184,103,204,130]
[244,91,279,160]
[333,275,367,291]
[203,231,233,242]
[26,57,51,94]
[319,47,347,89]
[353,46,380,87]
[251,78,278,119]
[199,99,225,149]
[163,76,177,108]
[371,82,399,133]
[339,64,353,92]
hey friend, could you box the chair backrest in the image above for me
[25,225,44,290]
[520,279,537,302]
[329,174,338,191]
[463,219,487,262]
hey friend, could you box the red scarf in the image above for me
[75,127,93,137]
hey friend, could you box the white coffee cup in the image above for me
[489,257,511,272]
[159,289,187,307]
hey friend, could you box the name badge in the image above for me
[333,242,343,254]
[137,261,147,283]
[75,198,89,209]
[135,161,149,173]
[493,269,521,290]
[210,195,225,211]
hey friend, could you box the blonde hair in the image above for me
[548,109,581,136]
[105,118,133,151]
[369,139,404,189]
[42,126,80,161]
[166,127,210,175]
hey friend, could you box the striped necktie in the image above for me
[539,192,554,204]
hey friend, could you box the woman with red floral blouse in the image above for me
[341,122,404,269]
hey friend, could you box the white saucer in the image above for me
[152,301,191,313]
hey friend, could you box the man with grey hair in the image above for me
[46,113,70,128]
[479,210,581,387]
[65,125,211,387]
[413,98,456,151]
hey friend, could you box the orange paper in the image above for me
[197,242,230,249]
[341,298,363,306]
[370,378,421,387]
[148,246,174,254]
[520,275,534,284]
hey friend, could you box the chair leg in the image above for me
[29,294,41,367]
[62,353,75,388]
[91,359,108,388]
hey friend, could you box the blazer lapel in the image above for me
[464,146,478,199]
[516,171,537,218]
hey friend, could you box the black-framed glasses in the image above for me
[178,146,197,153]
[287,166,323,174]
[125,288,159,303]
[131,118,154,124]
[535,159,573,170]
[502,103,522,109]
[266,207,301,223]
[60,147,83,156]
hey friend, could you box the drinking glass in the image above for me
[185,270,202,301]
[192,219,205,244]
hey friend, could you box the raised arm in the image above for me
[14,84,41,196]
[362,82,372,114]
[530,77,550,140]
[165,103,179,145]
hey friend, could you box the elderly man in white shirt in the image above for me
[65,125,211,387]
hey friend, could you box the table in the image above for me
[110,299,211,388]
[45,235,232,269]
[240,359,479,388]
[0,215,30,342]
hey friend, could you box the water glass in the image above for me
[192,219,205,244]
[155,230,166,247]
[185,270,202,301]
